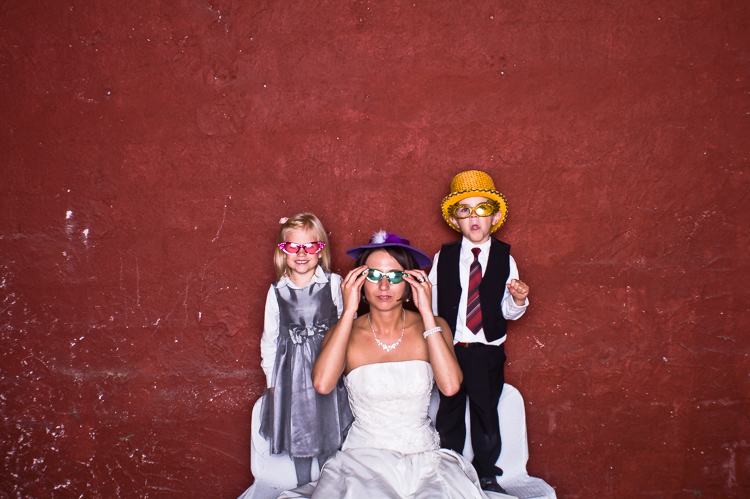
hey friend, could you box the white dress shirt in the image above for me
[428,237,528,345]
[260,266,343,387]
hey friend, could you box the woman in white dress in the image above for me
[279,232,511,499]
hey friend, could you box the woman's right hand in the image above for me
[341,265,368,313]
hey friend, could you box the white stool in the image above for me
[237,395,319,499]
[427,384,556,499]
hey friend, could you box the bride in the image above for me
[279,232,510,499]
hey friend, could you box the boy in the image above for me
[428,170,530,494]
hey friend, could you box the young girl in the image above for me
[259,213,353,487]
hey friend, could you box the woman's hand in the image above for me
[403,269,434,317]
[341,265,368,313]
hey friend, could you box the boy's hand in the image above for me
[507,279,529,306]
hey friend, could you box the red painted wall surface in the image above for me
[2,1,748,497]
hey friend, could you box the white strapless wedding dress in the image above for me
[278,360,493,498]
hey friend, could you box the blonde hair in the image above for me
[274,213,331,279]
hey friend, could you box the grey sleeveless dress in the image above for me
[260,274,353,458]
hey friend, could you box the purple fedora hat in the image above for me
[346,230,432,269]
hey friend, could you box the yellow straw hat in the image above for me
[440,170,509,233]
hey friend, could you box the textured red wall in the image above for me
[2,1,748,497]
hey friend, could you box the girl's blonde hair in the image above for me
[274,213,331,279]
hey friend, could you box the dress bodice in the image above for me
[343,360,440,455]
[274,275,338,344]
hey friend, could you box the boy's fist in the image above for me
[507,279,529,305]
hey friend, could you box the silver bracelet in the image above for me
[423,326,442,339]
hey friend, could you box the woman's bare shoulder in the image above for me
[403,309,424,327]
[350,313,370,332]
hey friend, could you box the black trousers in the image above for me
[435,342,506,479]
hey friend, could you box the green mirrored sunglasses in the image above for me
[363,269,407,284]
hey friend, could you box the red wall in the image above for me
[2,1,748,497]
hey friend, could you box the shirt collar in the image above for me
[277,265,328,289]
[460,237,492,255]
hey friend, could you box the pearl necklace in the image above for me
[369,309,405,353]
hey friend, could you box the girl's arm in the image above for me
[259,285,280,389]
[330,273,344,317]
[312,265,367,395]
[404,270,463,396]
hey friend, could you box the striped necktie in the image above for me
[466,247,483,334]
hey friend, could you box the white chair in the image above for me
[427,384,556,499]
[237,396,319,499]
[239,384,555,499]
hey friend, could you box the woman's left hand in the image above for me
[403,270,433,315]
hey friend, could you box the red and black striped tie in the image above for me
[466,247,483,334]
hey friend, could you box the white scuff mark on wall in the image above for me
[65,211,74,236]
[135,258,141,308]
[212,195,231,243]
[53,479,72,491]
[119,252,130,329]
[64,210,76,261]
[1,293,18,317]
[183,279,190,326]
[134,258,149,323]
[722,441,740,488]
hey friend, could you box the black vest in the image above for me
[436,238,511,342]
